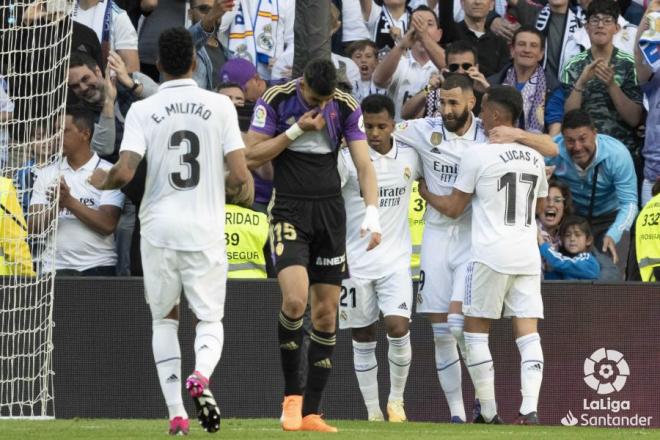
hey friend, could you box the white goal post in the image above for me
[1,0,74,418]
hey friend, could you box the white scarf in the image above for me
[228,0,278,69]
[73,0,113,46]
[639,11,660,71]
[535,5,589,75]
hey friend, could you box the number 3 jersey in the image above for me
[338,140,422,279]
[454,142,548,275]
[120,79,245,251]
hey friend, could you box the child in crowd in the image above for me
[539,215,601,280]
[346,40,388,102]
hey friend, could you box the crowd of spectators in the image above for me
[1,0,659,281]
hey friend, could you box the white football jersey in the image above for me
[393,115,487,229]
[387,55,438,122]
[121,79,245,251]
[338,139,422,279]
[454,142,549,275]
[30,154,124,271]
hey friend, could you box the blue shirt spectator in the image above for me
[540,214,601,280]
[640,73,660,203]
[14,159,35,216]
[547,127,638,244]
[540,243,601,280]
[634,5,660,205]
[547,110,638,280]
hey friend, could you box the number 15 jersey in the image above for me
[454,142,548,275]
[121,79,245,251]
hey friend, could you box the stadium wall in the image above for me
[52,279,660,428]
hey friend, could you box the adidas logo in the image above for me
[166,374,179,383]
[280,341,299,350]
[430,147,441,154]
[199,344,209,350]
[529,363,543,372]
[314,358,332,369]
[397,302,408,311]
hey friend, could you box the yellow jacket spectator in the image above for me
[225,204,268,279]
[636,183,660,282]
[0,177,35,276]
[224,172,267,279]
[408,181,425,280]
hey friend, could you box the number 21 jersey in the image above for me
[120,79,245,251]
[454,142,548,275]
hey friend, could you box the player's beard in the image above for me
[443,106,470,133]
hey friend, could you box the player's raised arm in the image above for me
[488,126,559,157]
[348,138,382,250]
[244,129,288,169]
[89,150,143,190]
[418,179,472,219]
[245,109,325,169]
[225,149,250,191]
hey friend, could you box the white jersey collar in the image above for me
[158,78,198,91]
[369,137,398,161]
[61,152,100,172]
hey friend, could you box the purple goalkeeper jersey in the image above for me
[249,79,366,199]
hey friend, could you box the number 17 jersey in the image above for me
[120,79,245,251]
[454,142,548,275]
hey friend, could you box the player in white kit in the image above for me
[394,74,484,423]
[338,94,422,423]
[90,27,249,435]
[395,74,557,423]
[421,85,548,425]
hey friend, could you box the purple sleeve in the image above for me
[248,98,278,136]
[344,107,367,143]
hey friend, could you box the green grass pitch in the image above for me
[1,418,658,439]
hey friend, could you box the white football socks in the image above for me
[516,333,544,416]
[194,320,224,380]
[465,331,496,421]
[432,323,465,421]
[387,332,411,402]
[447,314,466,354]
[152,319,187,419]
[448,313,480,400]
[352,340,382,419]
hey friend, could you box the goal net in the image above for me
[0,0,74,418]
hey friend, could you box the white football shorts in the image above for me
[463,261,544,319]
[416,224,470,314]
[338,268,413,329]
[141,240,228,321]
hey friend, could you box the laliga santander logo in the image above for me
[583,348,629,395]
[561,410,579,426]
[560,348,652,427]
